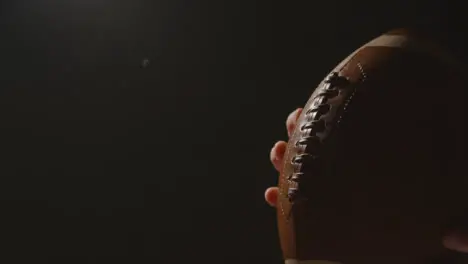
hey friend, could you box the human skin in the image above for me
[265,108,468,254]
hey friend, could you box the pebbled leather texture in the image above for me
[277,29,467,264]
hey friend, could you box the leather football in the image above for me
[277,29,468,264]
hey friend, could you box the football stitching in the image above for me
[281,60,366,220]
[287,73,350,204]
[336,62,366,126]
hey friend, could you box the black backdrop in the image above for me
[0,0,466,263]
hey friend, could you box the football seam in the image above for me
[284,59,366,219]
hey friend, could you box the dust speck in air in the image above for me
[141,58,150,68]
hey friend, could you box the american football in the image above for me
[277,29,468,264]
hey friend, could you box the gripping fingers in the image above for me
[265,187,279,207]
[266,109,303,208]
[286,108,302,137]
[270,141,287,172]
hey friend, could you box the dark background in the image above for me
[0,0,466,263]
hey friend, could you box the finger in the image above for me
[443,232,468,253]
[286,108,303,137]
[270,141,287,172]
[265,187,279,207]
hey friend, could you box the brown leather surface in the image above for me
[277,31,467,264]
[385,28,411,35]
[385,28,463,72]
